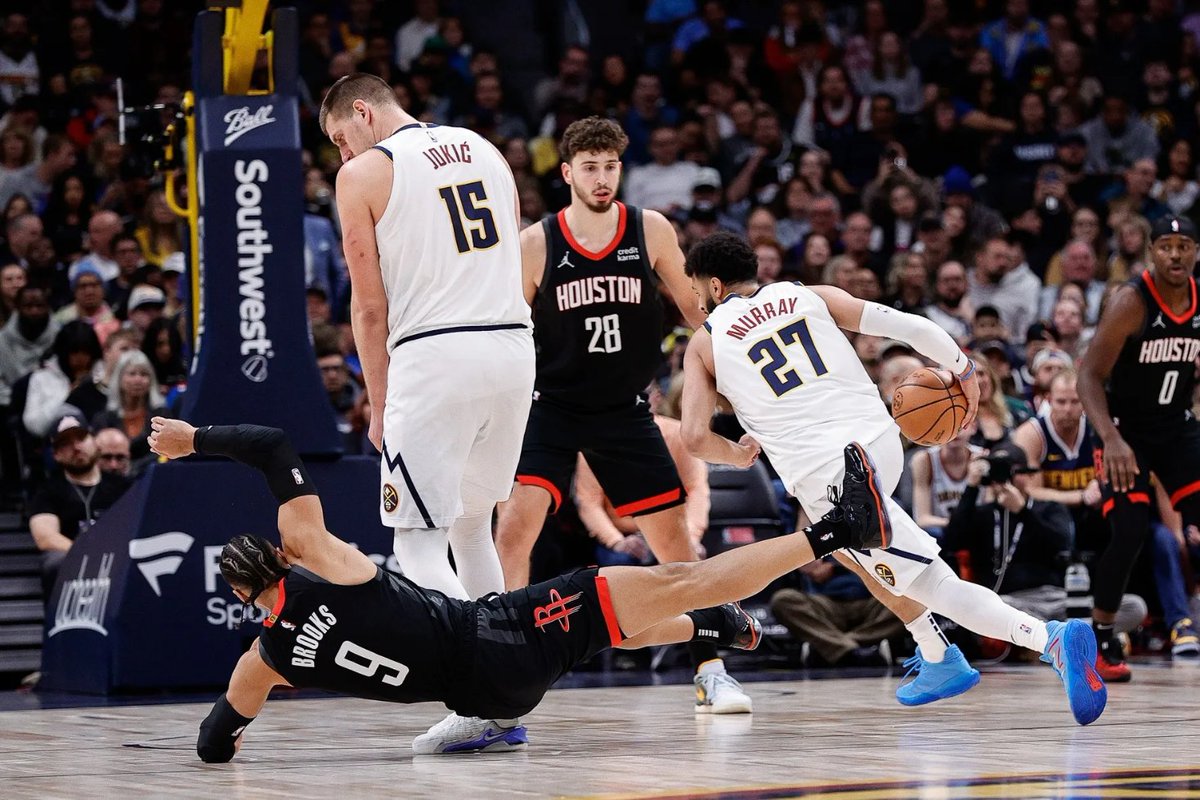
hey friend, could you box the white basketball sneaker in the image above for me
[411,712,528,755]
[694,663,752,714]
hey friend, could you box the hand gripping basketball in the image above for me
[955,360,981,429]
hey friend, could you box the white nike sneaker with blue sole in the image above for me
[412,712,529,754]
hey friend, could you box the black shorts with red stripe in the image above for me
[514,395,686,517]
[467,567,624,718]
[1096,413,1200,515]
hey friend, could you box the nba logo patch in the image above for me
[874,564,896,586]
[382,483,399,514]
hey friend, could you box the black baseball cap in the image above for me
[1150,216,1198,242]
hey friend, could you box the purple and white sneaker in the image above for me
[412,713,528,755]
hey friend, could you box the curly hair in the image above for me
[558,116,629,163]
[685,231,758,285]
[220,534,289,596]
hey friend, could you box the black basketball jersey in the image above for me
[533,203,664,409]
[1107,270,1200,429]
[257,567,475,709]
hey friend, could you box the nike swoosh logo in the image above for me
[478,727,516,746]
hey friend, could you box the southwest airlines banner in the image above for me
[41,458,392,693]
[182,92,342,456]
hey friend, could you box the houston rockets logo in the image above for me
[533,588,583,632]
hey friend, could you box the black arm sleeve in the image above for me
[192,424,317,505]
[197,694,255,763]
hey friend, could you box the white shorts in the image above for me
[380,327,535,528]
[789,431,942,596]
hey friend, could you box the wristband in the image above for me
[959,359,976,381]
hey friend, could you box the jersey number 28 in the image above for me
[438,180,499,253]
[748,318,827,397]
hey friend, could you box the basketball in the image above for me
[891,368,968,446]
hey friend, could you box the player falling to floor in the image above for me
[681,232,1108,726]
[146,417,892,760]
[1080,216,1200,682]
[321,73,534,749]
[491,117,752,713]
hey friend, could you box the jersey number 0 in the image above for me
[438,180,499,253]
[748,318,828,397]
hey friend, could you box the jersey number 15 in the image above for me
[438,180,499,253]
[748,319,828,397]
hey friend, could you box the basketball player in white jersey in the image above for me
[681,232,1108,725]
[322,73,534,752]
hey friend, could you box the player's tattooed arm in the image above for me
[1078,285,1144,493]
[681,330,761,468]
[645,209,708,330]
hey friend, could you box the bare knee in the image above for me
[494,485,550,548]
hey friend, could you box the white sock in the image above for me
[905,560,1050,654]
[393,528,469,600]
[697,658,726,677]
[905,611,949,663]
[448,511,504,599]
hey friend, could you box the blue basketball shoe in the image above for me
[895,645,980,706]
[1041,619,1108,726]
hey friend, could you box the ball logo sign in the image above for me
[223,105,276,146]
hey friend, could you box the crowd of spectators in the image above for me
[1,0,1199,665]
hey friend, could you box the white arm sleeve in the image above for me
[858,302,970,375]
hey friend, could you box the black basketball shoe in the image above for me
[836,442,893,550]
[724,603,762,651]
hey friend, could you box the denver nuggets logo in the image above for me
[382,483,398,514]
[874,563,896,586]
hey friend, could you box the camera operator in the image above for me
[944,442,1144,632]
[944,443,1070,596]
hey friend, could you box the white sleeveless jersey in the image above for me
[372,123,531,348]
[926,446,966,519]
[706,282,898,485]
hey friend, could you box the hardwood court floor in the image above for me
[3,663,1200,799]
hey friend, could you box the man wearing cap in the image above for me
[1080,215,1200,680]
[942,165,1006,247]
[1052,132,1105,209]
[622,124,701,214]
[54,264,119,344]
[125,284,166,335]
[28,415,131,596]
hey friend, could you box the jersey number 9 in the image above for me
[748,318,828,397]
[335,639,410,687]
[438,180,499,253]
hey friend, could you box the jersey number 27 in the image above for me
[748,318,827,397]
[438,180,499,253]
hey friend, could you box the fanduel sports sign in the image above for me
[183,90,341,456]
[40,459,394,693]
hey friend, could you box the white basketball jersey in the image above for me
[372,123,531,348]
[706,282,898,484]
[927,446,966,519]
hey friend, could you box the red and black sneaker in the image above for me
[838,442,892,550]
[1095,636,1132,683]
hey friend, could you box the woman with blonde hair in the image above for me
[968,355,1015,450]
[883,251,929,313]
[134,190,183,267]
[91,349,168,461]
[1106,213,1151,285]
[820,253,857,291]
[1044,207,1106,285]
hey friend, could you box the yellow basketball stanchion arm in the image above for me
[222,0,273,96]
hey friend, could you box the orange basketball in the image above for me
[891,367,968,446]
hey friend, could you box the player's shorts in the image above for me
[463,567,623,719]
[1097,413,1200,516]
[380,326,535,529]
[789,430,942,596]
[515,395,686,517]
